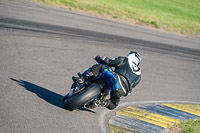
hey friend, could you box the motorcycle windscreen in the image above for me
[99,69,118,91]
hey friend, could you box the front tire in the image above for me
[64,83,101,111]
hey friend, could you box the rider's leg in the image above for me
[90,64,107,76]
[104,82,127,110]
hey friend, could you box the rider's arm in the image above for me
[95,56,124,67]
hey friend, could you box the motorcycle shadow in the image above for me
[10,78,95,113]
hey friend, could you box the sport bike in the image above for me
[63,68,118,111]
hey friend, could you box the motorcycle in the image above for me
[63,68,118,111]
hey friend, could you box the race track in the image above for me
[0,0,200,133]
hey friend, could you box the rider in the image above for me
[72,51,141,110]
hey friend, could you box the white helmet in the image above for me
[126,51,141,66]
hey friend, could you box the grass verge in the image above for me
[168,119,200,133]
[32,0,200,37]
[177,119,200,133]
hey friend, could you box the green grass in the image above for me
[176,119,200,133]
[32,0,200,37]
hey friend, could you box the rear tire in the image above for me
[64,83,101,111]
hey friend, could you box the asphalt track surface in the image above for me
[0,0,200,133]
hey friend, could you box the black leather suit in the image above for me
[90,56,141,110]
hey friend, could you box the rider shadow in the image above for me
[10,78,95,113]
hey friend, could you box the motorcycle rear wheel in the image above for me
[64,83,101,111]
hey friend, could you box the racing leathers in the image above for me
[91,55,141,110]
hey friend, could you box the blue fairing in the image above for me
[99,69,118,91]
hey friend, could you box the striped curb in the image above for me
[109,103,200,133]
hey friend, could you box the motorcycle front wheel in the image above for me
[64,83,101,111]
